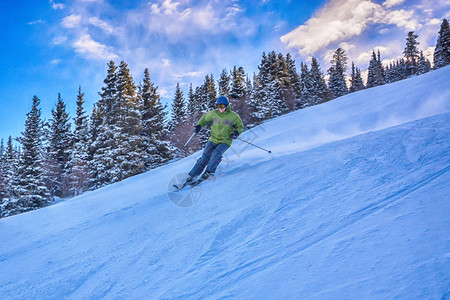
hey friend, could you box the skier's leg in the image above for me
[205,143,230,174]
[188,141,217,177]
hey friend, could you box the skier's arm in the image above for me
[234,114,244,134]
[196,111,213,128]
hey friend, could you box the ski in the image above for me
[188,177,206,187]
[173,181,190,190]
[173,175,210,190]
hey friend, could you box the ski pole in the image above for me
[237,137,272,154]
[184,132,196,148]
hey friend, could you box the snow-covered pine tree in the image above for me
[0,139,7,209]
[328,48,348,99]
[193,76,217,147]
[299,62,313,108]
[46,93,72,198]
[276,53,295,113]
[139,68,173,169]
[218,69,231,97]
[309,57,329,105]
[229,66,248,118]
[249,52,272,123]
[11,96,51,214]
[187,83,200,121]
[229,66,247,101]
[170,83,186,130]
[247,73,263,127]
[89,61,122,188]
[204,74,217,111]
[0,137,20,217]
[403,31,420,75]
[66,87,90,196]
[433,18,450,69]
[267,51,288,118]
[285,53,302,104]
[349,62,365,93]
[114,61,145,177]
[168,83,191,155]
[367,50,385,88]
[416,51,431,75]
[385,59,409,83]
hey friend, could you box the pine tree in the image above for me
[349,62,365,93]
[434,18,450,68]
[416,51,431,75]
[170,83,186,129]
[187,83,200,120]
[285,53,301,102]
[267,51,288,117]
[218,69,231,96]
[299,62,313,107]
[203,74,217,111]
[0,137,19,217]
[168,83,191,155]
[403,31,420,75]
[12,96,51,214]
[66,87,90,196]
[328,48,348,99]
[229,66,247,101]
[276,53,295,113]
[0,139,7,208]
[139,68,173,169]
[114,61,144,178]
[90,61,123,188]
[367,50,385,88]
[46,93,72,198]
[229,66,249,118]
[249,52,272,123]
[309,57,329,105]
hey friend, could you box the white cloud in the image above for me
[429,18,441,25]
[73,34,118,60]
[171,71,204,79]
[62,14,82,28]
[383,0,405,9]
[50,59,62,65]
[50,0,65,10]
[28,20,45,25]
[381,9,418,30]
[280,0,418,56]
[53,36,68,45]
[151,0,181,15]
[89,17,115,34]
[162,58,171,67]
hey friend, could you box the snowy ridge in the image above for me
[0,67,449,299]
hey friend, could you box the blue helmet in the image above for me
[216,96,229,106]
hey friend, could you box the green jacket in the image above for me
[196,107,244,146]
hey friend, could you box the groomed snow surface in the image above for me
[1,67,449,299]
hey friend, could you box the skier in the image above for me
[183,95,244,187]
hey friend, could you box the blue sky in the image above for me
[0,0,449,144]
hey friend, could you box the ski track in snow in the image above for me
[0,67,450,299]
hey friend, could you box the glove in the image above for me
[230,130,239,139]
[194,125,201,134]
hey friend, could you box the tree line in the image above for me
[1,19,449,218]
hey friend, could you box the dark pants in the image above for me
[189,141,230,177]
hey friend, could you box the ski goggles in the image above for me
[217,104,227,109]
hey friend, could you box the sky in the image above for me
[0,0,449,144]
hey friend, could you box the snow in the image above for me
[1,67,450,299]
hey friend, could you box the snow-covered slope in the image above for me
[1,67,449,299]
